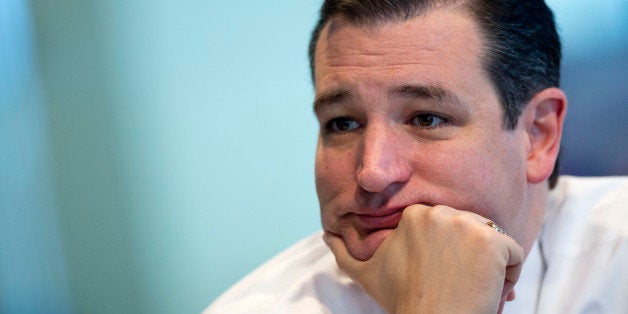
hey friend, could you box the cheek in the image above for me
[415,136,526,214]
[413,143,486,183]
[315,147,358,232]
[466,138,528,225]
[314,146,355,207]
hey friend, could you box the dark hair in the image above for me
[308,0,562,188]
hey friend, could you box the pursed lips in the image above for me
[341,200,437,233]
[348,207,406,235]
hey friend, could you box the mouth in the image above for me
[350,207,405,237]
[334,210,403,260]
[329,204,433,260]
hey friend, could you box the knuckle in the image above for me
[424,204,446,220]
[401,204,427,220]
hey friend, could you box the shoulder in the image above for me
[204,232,331,313]
[551,175,628,204]
[539,176,628,311]
[204,231,382,314]
[545,175,628,254]
[547,176,628,240]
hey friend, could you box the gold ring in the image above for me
[486,221,506,235]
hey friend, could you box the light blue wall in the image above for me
[1,1,626,313]
[27,1,320,313]
[0,1,73,313]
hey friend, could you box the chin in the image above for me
[345,228,395,261]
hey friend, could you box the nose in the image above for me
[356,123,411,193]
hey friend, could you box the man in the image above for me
[206,0,628,313]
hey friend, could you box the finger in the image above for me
[501,239,524,301]
[504,239,524,279]
[506,289,516,301]
[323,232,364,278]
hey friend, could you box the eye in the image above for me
[324,117,361,133]
[409,113,448,128]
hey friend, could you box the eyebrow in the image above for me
[391,84,462,106]
[393,84,472,115]
[313,89,352,115]
[313,84,466,115]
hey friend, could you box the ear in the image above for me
[520,88,567,184]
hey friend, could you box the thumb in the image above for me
[323,232,364,278]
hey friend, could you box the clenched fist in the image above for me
[324,204,524,314]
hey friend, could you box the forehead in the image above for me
[313,8,488,97]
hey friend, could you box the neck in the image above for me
[521,182,549,258]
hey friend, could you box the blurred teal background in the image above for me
[1,1,626,313]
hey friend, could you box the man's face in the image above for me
[314,9,537,261]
